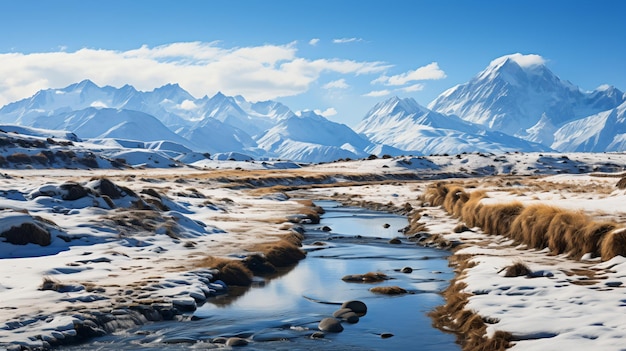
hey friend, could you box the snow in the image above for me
[1,150,626,349]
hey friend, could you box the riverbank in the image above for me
[2,157,626,350]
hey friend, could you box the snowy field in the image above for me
[2,151,626,350]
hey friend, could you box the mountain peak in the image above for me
[489,53,546,70]
[63,79,99,92]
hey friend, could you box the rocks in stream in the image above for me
[318,318,344,332]
[317,300,368,334]
[341,300,368,315]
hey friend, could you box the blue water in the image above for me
[60,201,459,350]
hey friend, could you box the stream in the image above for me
[60,201,459,350]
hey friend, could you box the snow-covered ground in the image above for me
[2,151,626,350]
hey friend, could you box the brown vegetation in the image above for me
[422,183,625,261]
[257,239,306,267]
[369,286,408,295]
[196,256,253,286]
[503,261,532,277]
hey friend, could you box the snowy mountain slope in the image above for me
[256,110,373,161]
[428,54,626,144]
[176,116,260,156]
[356,96,550,155]
[552,101,626,152]
[28,107,198,150]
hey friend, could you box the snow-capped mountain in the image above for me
[552,101,626,152]
[1,53,626,164]
[357,96,550,155]
[29,107,195,148]
[428,54,626,145]
[257,110,373,162]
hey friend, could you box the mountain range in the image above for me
[0,53,624,163]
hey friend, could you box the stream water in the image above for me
[60,201,459,350]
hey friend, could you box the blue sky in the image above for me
[0,0,624,126]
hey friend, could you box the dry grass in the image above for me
[461,191,488,228]
[369,286,408,295]
[509,205,561,249]
[600,228,626,260]
[254,239,306,267]
[421,182,450,206]
[422,182,625,261]
[480,202,524,237]
[429,252,512,351]
[572,221,618,259]
[196,256,253,286]
[443,186,470,218]
[503,261,532,277]
[546,211,587,254]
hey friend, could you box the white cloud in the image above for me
[314,107,338,117]
[376,62,446,86]
[309,38,320,46]
[0,41,390,106]
[333,37,364,44]
[490,53,546,68]
[323,79,349,89]
[400,84,425,92]
[363,89,391,97]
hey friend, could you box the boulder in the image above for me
[1,222,51,246]
[318,318,344,333]
[341,300,367,315]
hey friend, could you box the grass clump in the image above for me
[259,239,306,267]
[502,261,532,277]
[197,256,253,286]
[369,286,408,295]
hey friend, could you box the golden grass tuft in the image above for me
[509,204,561,248]
[460,191,488,228]
[421,182,450,207]
[546,211,588,254]
[443,186,470,218]
[479,202,524,236]
[503,261,532,277]
[196,256,253,286]
[600,228,626,260]
[424,184,626,261]
[259,239,306,267]
[571,221,618,259]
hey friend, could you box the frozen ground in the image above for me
[1,151,626,350]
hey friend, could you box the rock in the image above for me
[212,337,228,344]
[401,266,413,273]
[226,337,249,347]
[172,297,196,312]
[341,300,367,315]
[388,238,401,244]
[60,182,91,200]
[318,318,344,332]
[1,222,51,246]
[310,331,325,339]
[383,223,390,228]
[380,332,394,339]
[321,226,332,232]
[332,308,353,318]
